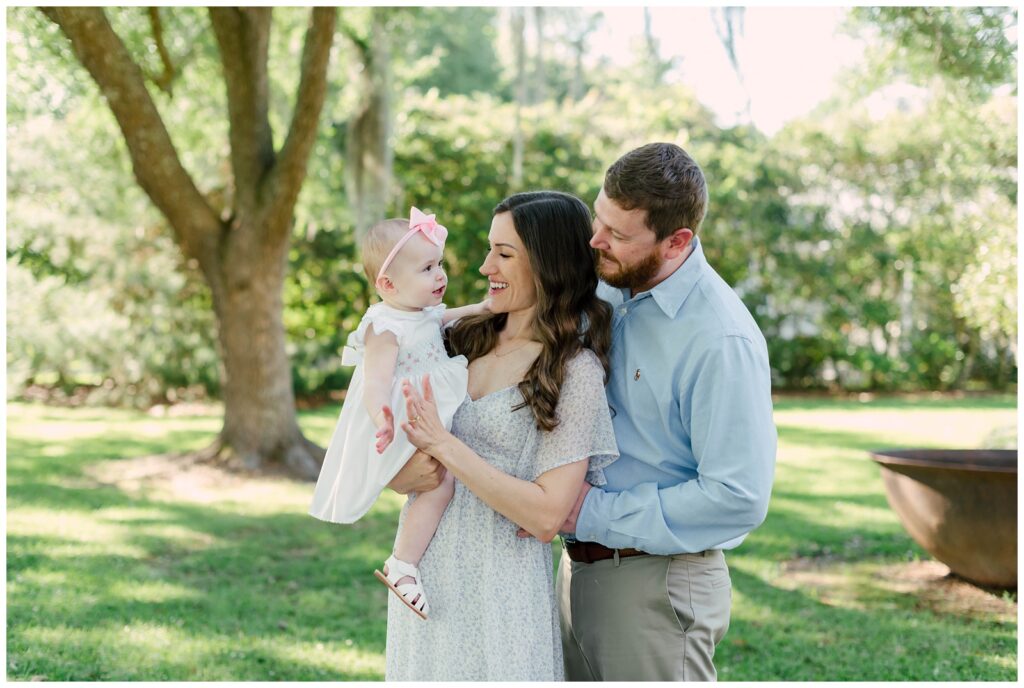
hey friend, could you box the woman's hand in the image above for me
[401,374,451,458]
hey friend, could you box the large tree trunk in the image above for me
[207,238,320,476]
[44,7,337,479]
[531,7,546,104]
[342,9,393,240]
[511,7,526,189]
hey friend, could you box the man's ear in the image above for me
[662,227,694,260]
[376,274,396,293]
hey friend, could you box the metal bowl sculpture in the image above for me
[869,449,1017,588]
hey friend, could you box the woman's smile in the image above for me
[480,213,536,313]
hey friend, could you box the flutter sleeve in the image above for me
[530,349,619,484]
[341,304,409,366]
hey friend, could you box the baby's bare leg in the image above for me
[387,471,455,589]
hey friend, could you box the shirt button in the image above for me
[618,307,627,316]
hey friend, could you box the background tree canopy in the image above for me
[7,5,1018,417]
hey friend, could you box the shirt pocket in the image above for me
[628,362,676,434]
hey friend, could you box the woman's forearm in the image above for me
[441,300,489,325]
[430,433,585,542]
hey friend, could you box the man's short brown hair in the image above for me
[603,142,708,241]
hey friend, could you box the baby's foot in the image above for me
[383,564,418,595]
[375,555,429,619]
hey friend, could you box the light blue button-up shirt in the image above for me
[575,237,776,554]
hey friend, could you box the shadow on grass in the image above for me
[745,496,915,563]
[7,496,398,680]
[7,401,1017,681]
[7,433,400,680]
[719,566,1017,681]
[769,487,891,512]
[775,424,920,453]
[6,432,216,482]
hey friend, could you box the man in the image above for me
[554,142,776,681]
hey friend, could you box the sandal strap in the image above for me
[383,554,429,614]
[395,582,428,611]
[383,555,420,584]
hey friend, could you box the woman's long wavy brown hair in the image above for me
[447,191,612,431]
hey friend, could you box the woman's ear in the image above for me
[663,227,694,260]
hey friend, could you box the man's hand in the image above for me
[387,449,446,495]
[517,482,592,539]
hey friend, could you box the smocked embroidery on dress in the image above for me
[309,303,468,524]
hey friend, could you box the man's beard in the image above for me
[597,249,663,291]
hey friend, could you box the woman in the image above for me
[384,191,618,681]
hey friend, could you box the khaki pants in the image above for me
[557,548,732,681]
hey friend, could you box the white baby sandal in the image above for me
[374,554,429,620]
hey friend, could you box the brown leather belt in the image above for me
[564,540,649,563]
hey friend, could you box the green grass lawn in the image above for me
[6,395,1018,680]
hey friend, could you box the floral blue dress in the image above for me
[385,349,618,681]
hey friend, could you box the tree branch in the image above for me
[337,16,370,60]
[264,7,337,241]
[147,7,176,95]
[41,7,221,266]
[208,7,275,213]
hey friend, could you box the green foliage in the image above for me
[850,7,1017,96]
[398,7,505,97]
[283,226,366,398]
[6,6,1017,405]
[389,83,719,304]
[770,11,1018,391]
[6,7,222,405]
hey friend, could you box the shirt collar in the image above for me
[603,236,707,319]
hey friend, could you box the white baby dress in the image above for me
[309,302,469,523]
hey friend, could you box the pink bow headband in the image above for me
[376,207,449,281]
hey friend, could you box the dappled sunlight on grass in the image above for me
[768,495,895,531]
[13,623,323,681]
[268,638,387,680]
[299,408,345,446]
[6,395,1016,680]
[8,508,135,543]
[104,580,203,603]
[774,399,1016,450]
[716,395,1018,679]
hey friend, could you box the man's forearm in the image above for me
[387,451,446,494]
[576,469,772,554]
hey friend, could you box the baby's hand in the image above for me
[481,297,493,313]
[375,405,395,453]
